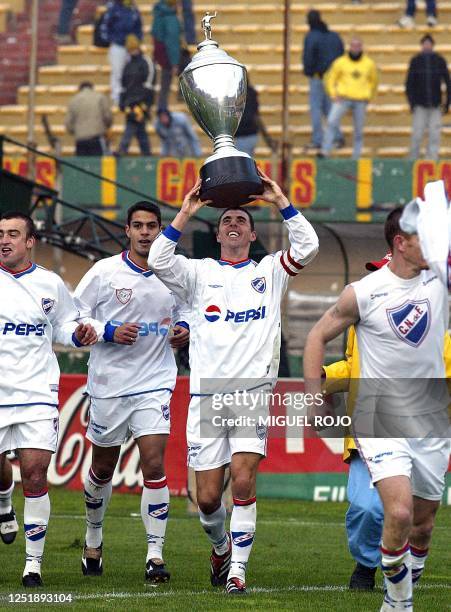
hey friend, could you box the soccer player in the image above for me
[0,211,98,588]
[323,253,451,591]
[0,453,19,545]
[73,202,189,583]
[305,201,451,611]
[147,170,319,594]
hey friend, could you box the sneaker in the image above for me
[54,33,73,45]
[226,576,247,595]
[397,15,414,28]
[0,507,19,544]
[426,15,437,26]
[334,137,346,149]
[145,558,170,584]
[210,533,231,586]
[349,562,377,590]
[81,542,103,576]
[22,573,43,588]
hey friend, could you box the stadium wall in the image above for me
[5,156,451,223]
[9,375,451,504]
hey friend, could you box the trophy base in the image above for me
[199,156,263,208]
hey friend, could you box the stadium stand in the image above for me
[0,0,451,157]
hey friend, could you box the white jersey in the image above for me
[0,262,82,419]
[352,265,449,417]
[352,265,448,379]
[73,251,187,399]
[148,206,319,394]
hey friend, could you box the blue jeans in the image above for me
[235,134,258,157]
[309,77,342,147]
[181,0,196,44]
[322,98,367,159]
[346,454,383,568]
[118,119,151,155]
[406,0,436,16]
[57,0,78,35]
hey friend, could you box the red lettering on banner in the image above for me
[158,160,179,203]
[437,162,451,198]
[413,160,436,199]
[4,157,56,187]
[290,161,315,207]
[181,160,199,196]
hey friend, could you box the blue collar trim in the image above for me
[0,262,37,278]
[218,259,252,269]
[122,251,153,277]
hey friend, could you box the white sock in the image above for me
[84,467,112,548]
[381,541,412,604]
[141,476,170,561]
[198,503,228,555]
[410,544,429,585]
[0,482,14,514]
[228,497,257,581]
[23,489,50,576]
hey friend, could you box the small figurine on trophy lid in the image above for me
[179,11,263,208]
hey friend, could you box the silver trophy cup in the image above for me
[179,12,263,208]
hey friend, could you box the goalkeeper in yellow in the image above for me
[323,253,451,591]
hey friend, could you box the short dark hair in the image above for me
[384,206,408,249]
[79,81,93,90]
[421,34,434,45]
[0,211,37,239]
[126,201,162,226]
[218,207,255,231]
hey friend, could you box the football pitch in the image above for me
[0,489,449,611]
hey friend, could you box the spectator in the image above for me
[398,0,437,28]
[302,9,344,150]
[180,0,196,45]
[406,34,450,161]
[117,35,156,156]
[320,37,378,160]
[155,109,202,157]
[100,0,143,105]
[55,0,79,44]
[152,0,181,110]
[65,82,113,156]
[235,82,277,157]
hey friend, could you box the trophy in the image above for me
[179,12,263,208]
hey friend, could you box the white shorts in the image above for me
[186,395,268,471]
[0,418,59,455]
[356,436,451,501]
[87,389,171,447]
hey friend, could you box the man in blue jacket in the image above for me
[151,0,181,110]
[101,0,143,105]
[302,10,344,150]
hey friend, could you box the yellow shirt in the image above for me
[324,53,378,101]
[323,327,451,462]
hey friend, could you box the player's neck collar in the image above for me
[122,250,153,277]
[218,257,252,268]
[0,261,36,278]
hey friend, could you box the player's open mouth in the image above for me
[138,240,151,246]
[228,232,239,238]
[1,247,12,255]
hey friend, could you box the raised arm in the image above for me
[147,179,208,303]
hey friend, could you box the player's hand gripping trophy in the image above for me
[179,11,264,208]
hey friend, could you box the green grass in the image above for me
[0,489,449,611]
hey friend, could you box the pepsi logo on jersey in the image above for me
[1,322,46,336]
[204,305,267,324]
[109,318,171,336]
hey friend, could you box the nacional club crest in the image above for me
[386,299,430,347]
[161,404,170,421]
[116,288,132,305]
[42,298,55,315]
[251,277,266,294]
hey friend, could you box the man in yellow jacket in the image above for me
[320,37,378,159]
[323,253,451,591]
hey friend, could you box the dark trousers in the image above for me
[406,0,436,16]
[75,136,104,156]
[57,0,78,35]
[118,119,151,155]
